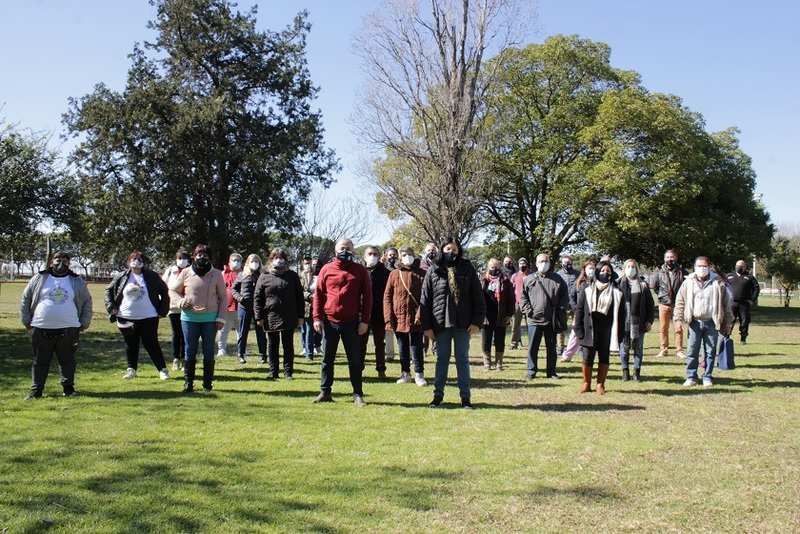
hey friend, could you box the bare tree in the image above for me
[354,0,533,245]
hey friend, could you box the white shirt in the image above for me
[31,275,81,329]
[118,272,158,320]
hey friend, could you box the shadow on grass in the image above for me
[736,362,800,370]
[613,387,746,396]
[368,400,645,412]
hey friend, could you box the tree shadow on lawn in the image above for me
[735,361,800,369]
[368,400,645,412]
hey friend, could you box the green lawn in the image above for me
[0,281,798,533]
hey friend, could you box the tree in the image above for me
[355,0,532,245]
[765,238,800,308]
[63,0,338,267]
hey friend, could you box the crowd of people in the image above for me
[18,241,761,407]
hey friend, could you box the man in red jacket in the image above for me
[313,239,372,406]
[218,253,242,359]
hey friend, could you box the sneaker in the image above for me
[314,347,322,356]
[238,355,247,364]
[63,390,78,398]
[284,375,293,381]
[527,372,537,380]
[396,372,412,384]
[414,373,427,387]
[561,354,573,362]
[313,391,334,403]
[683,378,698,387]
[461,399,473,410]
[547,373,560,380]
[702,377,713,388]
[304,353,313,361]
[676,350,687,360]
[259,356,268,364]
[172,358,181,371]
[24,392,42,400]
[123,368,137,380]
[159,369,170,381]
[740,337,747,345]
[202,387,213,394]
[510,342,519,350]
[656,349,667,358]
[428,397,443,408]
[353,394,366,407]
[216,349,226,358]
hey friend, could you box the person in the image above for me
[383,247,399,361]
[169,244,227,393]
[509,257,530,350]
[254,248,304,380]
[20,251,92,399]
[385,247,399,271]
[481,258,516,371]
[420,239,485,409]
[232,254,267,365]
[313,239,372,406]
[726,260,760,344]
[555,255,579,354]
[361,246,390,378]
[502,256,517,278]
[562,259,598,362]
[649,249,688,359]
[217,253,242,358]
[617,259,654,381]
[420,243,438,272]
[162,248,191,370]
[299,254,320,360]
[575,261,624,395]
[105,250,171,380]
[384,247,427,385]
[520,253,569,379]
[673,256,734,387]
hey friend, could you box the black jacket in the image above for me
[366,263,391,324]
[649,264,689,306]
[232,271,260,310]
[481,275,516,326]
[253,269,304,331]
[105,268,169,320]
[420,257,485,333]
[617,276,655,338]
[725,272,760,303]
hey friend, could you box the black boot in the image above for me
[428,395,443,408]
[202,360,215,392]
[183,359,196,394]
[633,368,641,381]
[622,368,630,381]
[461,397,473,410]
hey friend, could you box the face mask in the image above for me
[519,264,528,272]
[562,262,572,270]
[231,260,242,270]
[597,272,611,284]
[401,255,414,266]
[585,267,596,278]
[51,260,69,274]
[665,259,676,268]
[130,259,144,270]
[443,251,457,264]
[195,257,210,267]
[537,262,550,274]
[302,263,311,272]
[176,258,189,268]
[489,268,501,276]
[735,266,745,274]
[426,251,437,260]
[504,262,513,269]
[337,250,354,262]
[273,258,286,269]
[249,261,260,271]
[387,257,397,267]
[695,266,709,278]
[365,255,379,268]
[625,267,637,279]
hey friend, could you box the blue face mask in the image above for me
[336,250,354,262]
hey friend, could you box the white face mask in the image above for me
[586,267,596,278]
[365,255,379,268]
[625,267,637,279]
[249,261,260,271]
[273,258,286,269]
[695,266,709,278]
[130,259,143,270]
[537,261,550,274]
[401,254,414,266]
[231,260,242,270]
[176,258,189,268]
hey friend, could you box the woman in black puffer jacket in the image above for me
[420,239,486,409]
[254,248,305,380]
[232,254,267,364]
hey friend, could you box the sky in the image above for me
[2,0,798,245]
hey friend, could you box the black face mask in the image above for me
[489,268,501,276]
[735,266,746,274]
[665,260,676,269]
[387,257,397,267]
[597,273,611,284]
[193,256,212,275]
[336,250,354,263]
[504,263,513,270]
[442,251,457,265]
[51,260,70,276]
[520,264,528,272]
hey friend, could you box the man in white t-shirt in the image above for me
[20,251,93,399]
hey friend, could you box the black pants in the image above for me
[267,328,295,378]
[732,301,751,340]
[321,320,363,395]
[119,317,166,371]
[527,323,557,377]
[30,327,79,395]
[582,312,612,368]
[359,320,386,372]
[481,323,507,353]
[168,313,185,361]
[396,331,424,374]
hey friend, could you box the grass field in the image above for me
[0,280,798,533]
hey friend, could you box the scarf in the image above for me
[486,273,502,303]
[447,266,460,306]
[589,280,613,315]
[270,264,288,275]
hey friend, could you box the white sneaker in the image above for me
[657,349,667,358]
[123,368,137,380]
[172,358,181,371]
[561,354,572,362]
[676,350,687,360]
[159,369,170,380]
[396,372,412,384]
[702,377,713,388]
[683,378,697,387]
[414,373,427,387]
[216,349,226,358]
[314,347,322,356]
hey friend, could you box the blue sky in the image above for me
[2,1,798,245]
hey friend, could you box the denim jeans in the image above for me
[527,323,557,377]
[301,317,319,357]
[320,320,364,395]
[433,328,471,401]
[619,335,644,370]
[237,307,266,358]
[396,331,424,374]
[181,320,217,364]
[686,319,718,380]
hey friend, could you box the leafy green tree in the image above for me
[765,238,800,307]
[63,0,337,266]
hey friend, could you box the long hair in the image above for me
[575,259,597,289]
[242,254,263,277]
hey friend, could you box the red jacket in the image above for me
[223,265,239,312]
[313,259,372,324]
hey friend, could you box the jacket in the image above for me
[313,259,372,324]
[222,265,239,312]
[162,265,189,314]
[419,257,485,333]
[574,282,625,351]
[104,268,169,320]
[673,273,734,332]
[167,267,227,320]
[20,270,93,329]
[725,272,760,303]
[231,271,260,310]
[555,267,579,311]
[519,272,569,327]
[617,276,655,339]
[649,264,689,306]
[300,269,315,318]
[481,274,516,326]
[383,263,425,333]
[253,269,305,331]
[366,263,391,324]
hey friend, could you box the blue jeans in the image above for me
[527,323,557,377]
[619,335,644,370]
[396,331,424,374]
[433,328,471,401]
[237,307,266,358]
[686,319,718,380]
[181,320,217,364]
[301,317,321,357]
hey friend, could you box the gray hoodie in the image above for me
[20,271,93,329]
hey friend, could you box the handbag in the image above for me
[717,335,735,370]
